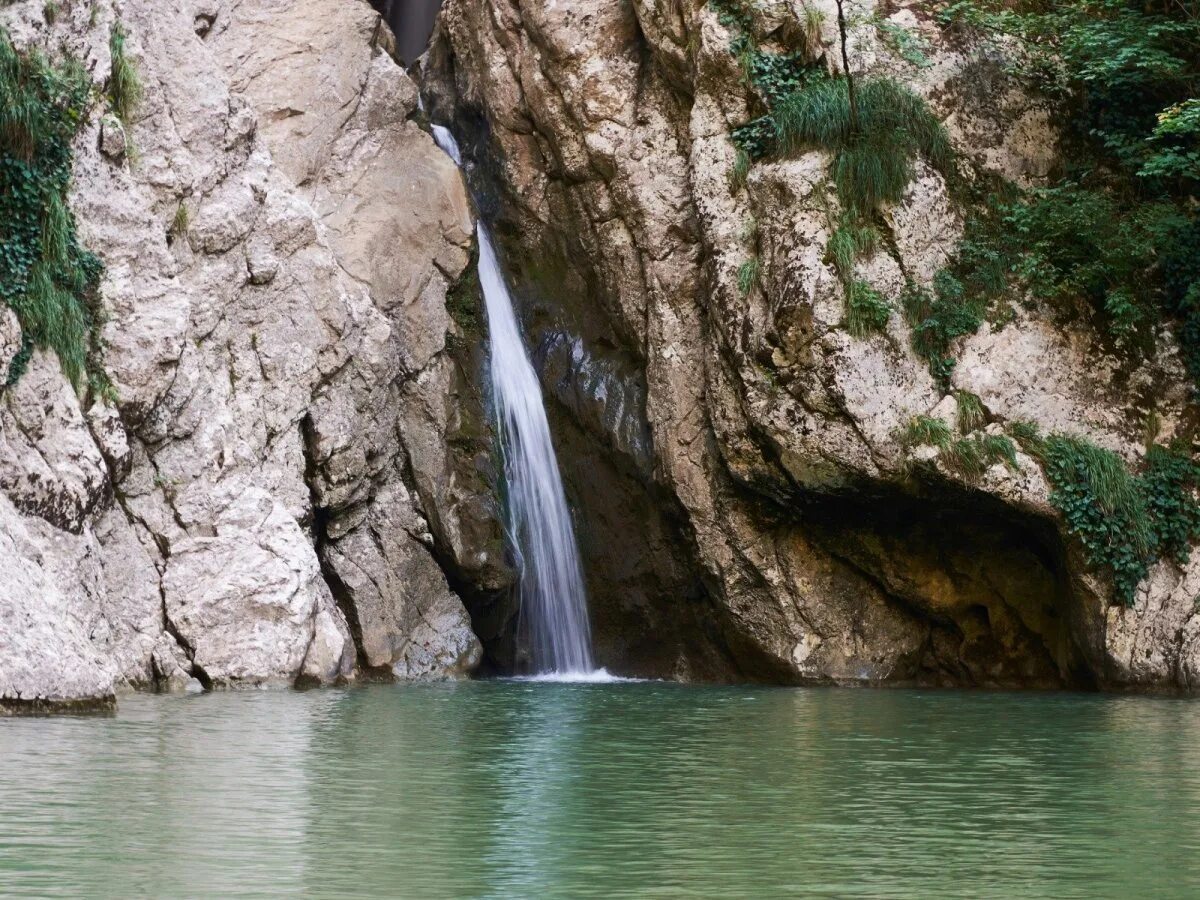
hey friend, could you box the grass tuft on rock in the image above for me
[900,414,951,450]
[737,257,761,297]
[107,23,141,126]
[773,77,952,218]
[955,390,985,433]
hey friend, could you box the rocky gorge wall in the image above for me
[0,0,514,710]
[3,0,1199,710]
[423,0,1200,689]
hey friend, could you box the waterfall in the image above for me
[431,125,596,675]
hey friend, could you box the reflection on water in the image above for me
[3,683,1200,897]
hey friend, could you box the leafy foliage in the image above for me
[1003,183,1191,349]
[0,28,104,388]
[939,0,1200,386]
[1039,436,1200,606]
[845,279,890,337]
[731,116,775,161]
[941,0,1200,189]
[1041,435,1153,605]
[876,20,931,69]
[1141,443,1200,565]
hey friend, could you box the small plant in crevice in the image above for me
[845,279,890,337]
[445,243,482,348]
[737,256,761,297]
[955,390,985,433]
[43,1,59,24]
[107,22,141,126]
[0,28,105,389]
[738,215,759,248]
[168,201,189,243]
[729,147,751,193]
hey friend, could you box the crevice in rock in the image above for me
[299,412,374,676]
[159,585,212,692]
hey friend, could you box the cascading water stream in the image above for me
[431,125,596,675]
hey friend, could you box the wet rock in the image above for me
[426,0,1200,688]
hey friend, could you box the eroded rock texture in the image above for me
[0,0,505,710]
[425,0,1200,687]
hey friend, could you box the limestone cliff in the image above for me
[4,0,1198,707]
[425,0,1200,689]
[0,0,511,710]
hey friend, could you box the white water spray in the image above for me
[432,125,595,675]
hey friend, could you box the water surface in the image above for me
[2,682,1199,898]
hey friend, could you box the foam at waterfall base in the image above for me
[510,669,643,684]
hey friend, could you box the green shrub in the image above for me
[0,29,104,388]
[939,1,1200,388]
[845,279,890,337]
[773,76,952,219]
[107,23,141,125]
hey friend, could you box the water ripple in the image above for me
[2,683,1199,898]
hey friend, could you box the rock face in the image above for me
[0,0,499,710]
[425,0,1200,688]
